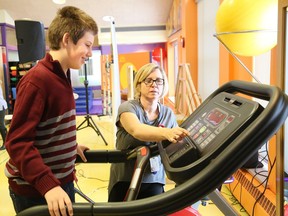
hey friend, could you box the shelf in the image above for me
[8,61,33,113]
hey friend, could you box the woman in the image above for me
[108,63,189,202]
[0,79,7,150]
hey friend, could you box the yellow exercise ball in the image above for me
[215,0,278,56]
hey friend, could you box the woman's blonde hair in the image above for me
[133,63,168,99]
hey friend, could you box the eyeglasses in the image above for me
[142,78,164,86]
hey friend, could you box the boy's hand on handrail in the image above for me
[44,186,73,216]
[77,144,90,162]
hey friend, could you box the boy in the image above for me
[5,6,98,216]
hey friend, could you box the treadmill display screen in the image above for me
[205,108,227,126]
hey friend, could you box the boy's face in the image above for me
[66,31,95,70]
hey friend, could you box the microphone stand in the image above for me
[77,60,108,145]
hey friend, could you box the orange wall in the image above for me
[181,0,198,90]
[167,0,198,89]
[101,52,151,92]
[118,52,151,90]
[219,47,253,85]
[118,52,151,73]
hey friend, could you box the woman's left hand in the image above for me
[77,144,90,162]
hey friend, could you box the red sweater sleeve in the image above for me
[6,81,60,195]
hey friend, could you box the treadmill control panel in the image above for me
[188,107,234,151]
[163,92,263,170]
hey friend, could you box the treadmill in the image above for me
[17,80,288,216]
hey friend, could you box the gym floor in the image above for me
[0,115,249,216]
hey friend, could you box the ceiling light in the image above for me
[102,16,115,22]
[52,0,66,4]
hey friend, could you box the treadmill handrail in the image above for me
[125,146,151,201]
[17,80,288,216]
[75,149,128,163]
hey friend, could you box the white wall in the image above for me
[197,0,220,101]
[253,51,271,109]
[0,9,14,25]
[71,50,101,87]
[99,30,167,45]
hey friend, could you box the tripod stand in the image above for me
[77,60,108,146]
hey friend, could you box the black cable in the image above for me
[227,173,247,213]
[251,156,276,216]
[250,142,270,188]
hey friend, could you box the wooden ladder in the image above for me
[175,63,201,116]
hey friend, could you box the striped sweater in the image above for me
[5,53,77,197]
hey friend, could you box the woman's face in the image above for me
[140,69,164,101]
[66,31,95,70]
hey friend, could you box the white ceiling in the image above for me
[0,0,173,28]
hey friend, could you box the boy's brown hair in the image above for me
[48,6,98,50]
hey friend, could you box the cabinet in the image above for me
[8,61,32,113]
